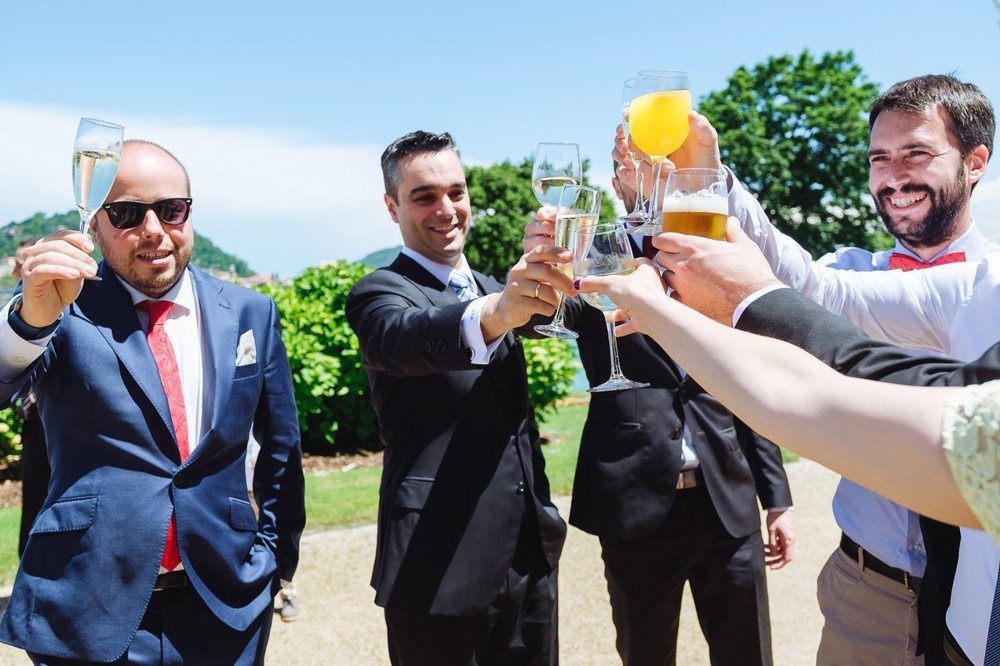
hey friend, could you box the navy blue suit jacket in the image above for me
[0,264,305,662]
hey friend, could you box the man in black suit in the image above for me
[521,170,795,666]
[346,130,570,665]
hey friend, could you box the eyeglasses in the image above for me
[101,198,193,229]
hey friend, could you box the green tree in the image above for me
[699,50,893,256]
[464,158,617,280]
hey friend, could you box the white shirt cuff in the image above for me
[459,296,504,365]
[732,285,788,328]
[0,299,52,381]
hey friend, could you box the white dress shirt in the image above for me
[728,175,1000,664]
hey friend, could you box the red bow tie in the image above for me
[888,251,966,272]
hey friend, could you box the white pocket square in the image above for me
[236,330,257,367]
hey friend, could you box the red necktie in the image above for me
[138,300,189,571]
[888,251,966,271]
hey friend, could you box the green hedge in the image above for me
[258,261,579,456]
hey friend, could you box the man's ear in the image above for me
[611,176,625,201]
[966,144,989,186]
[384,193,400,224]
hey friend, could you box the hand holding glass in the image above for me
[531,143,582,207]
[534,185,601,339]
[73,118,123,234]
[573,223,650,392]
[661,168,729,239]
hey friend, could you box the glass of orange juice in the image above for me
[627,70,691,234]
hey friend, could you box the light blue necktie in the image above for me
[985,562,1000,665]
[448,271,477,302]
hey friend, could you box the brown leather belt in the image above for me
[840,533,921,594]
[676,468,699,490]
[152,570,189,592]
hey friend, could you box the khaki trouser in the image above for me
[816,547,923,666]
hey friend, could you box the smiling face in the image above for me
[868,108,985,254]
[384,150,470,267]
[92,142,194,297]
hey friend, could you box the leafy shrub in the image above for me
[0,405,24,465]
[259,261,577,455]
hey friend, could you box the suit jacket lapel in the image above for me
[74,265,179,460]
[191,267,237,457]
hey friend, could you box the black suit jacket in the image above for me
[738,287,985,662]
[346,254,567,616]
[548,287,792,542]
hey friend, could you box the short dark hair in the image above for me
[381,131,460,199]
[869,74,995,159]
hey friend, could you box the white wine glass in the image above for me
[573,222,650,392]
[73,118,124,234]
[661,168,729,239]
[534,185,601,339]
[531,142,582,207]
[619,78,648,230]
[627,70,691,235]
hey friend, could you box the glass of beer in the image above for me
[661,168,728,240]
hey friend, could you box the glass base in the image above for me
[534,323,579,339]
[588,378,650,392]
[620,214,660,236]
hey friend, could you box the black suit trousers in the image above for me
[599,484,771,666]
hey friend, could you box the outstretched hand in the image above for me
[16,230,98,328]
[654,218,782,325]
[574,259,669,337]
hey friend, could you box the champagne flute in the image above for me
[531,142,582,207]
[661,168,729,239]
[573,222,649,392]
[534,185,602,339]
[73,118,124,234]
[627,70,691,235]
[619,78,648,230]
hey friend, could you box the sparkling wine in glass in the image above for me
[534,185,601,339]
[532,142,582,207]
[73,118,124,234]
[627,70,691,235]
[661,168,729,239]
[573,223,650,392]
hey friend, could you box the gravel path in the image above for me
[0,459,839,665]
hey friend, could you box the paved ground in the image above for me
[0,459,839,665]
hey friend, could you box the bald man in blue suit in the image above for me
[0,140,305,665]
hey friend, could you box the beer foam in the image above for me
[662,193,727,214]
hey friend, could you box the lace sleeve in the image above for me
[942,381,1000,543]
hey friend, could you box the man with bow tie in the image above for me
[346,130,571,665]
[0,140,305,665]
[645,74,995,665]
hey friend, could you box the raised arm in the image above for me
[575,262,977,530]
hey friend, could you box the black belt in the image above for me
[943,626,975,666]
[840,533,922,594]
[152,570,189,592]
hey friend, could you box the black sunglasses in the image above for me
[101,198,193,229]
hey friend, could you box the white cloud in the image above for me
[0,101,392,278]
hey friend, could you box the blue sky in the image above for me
[2,0,999,278]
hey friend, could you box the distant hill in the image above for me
[1,210,254,278]
[360,246,401,268]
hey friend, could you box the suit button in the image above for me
[516,481,526,495]
[175,472,186,487]
[669,429,682,441]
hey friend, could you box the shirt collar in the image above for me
[400,247,474,287]
[890,221,988,262]
[116,268,195,314]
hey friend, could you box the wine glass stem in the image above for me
[549,292,568,328]
[649,159,665,222]
[605,319,627,381]
[78,210,94,235]
[628,154,646,217]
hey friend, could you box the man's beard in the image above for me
[874,166,968,250]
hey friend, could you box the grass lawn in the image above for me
[0,395,795,586]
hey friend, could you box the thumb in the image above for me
[723,217,753,247]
